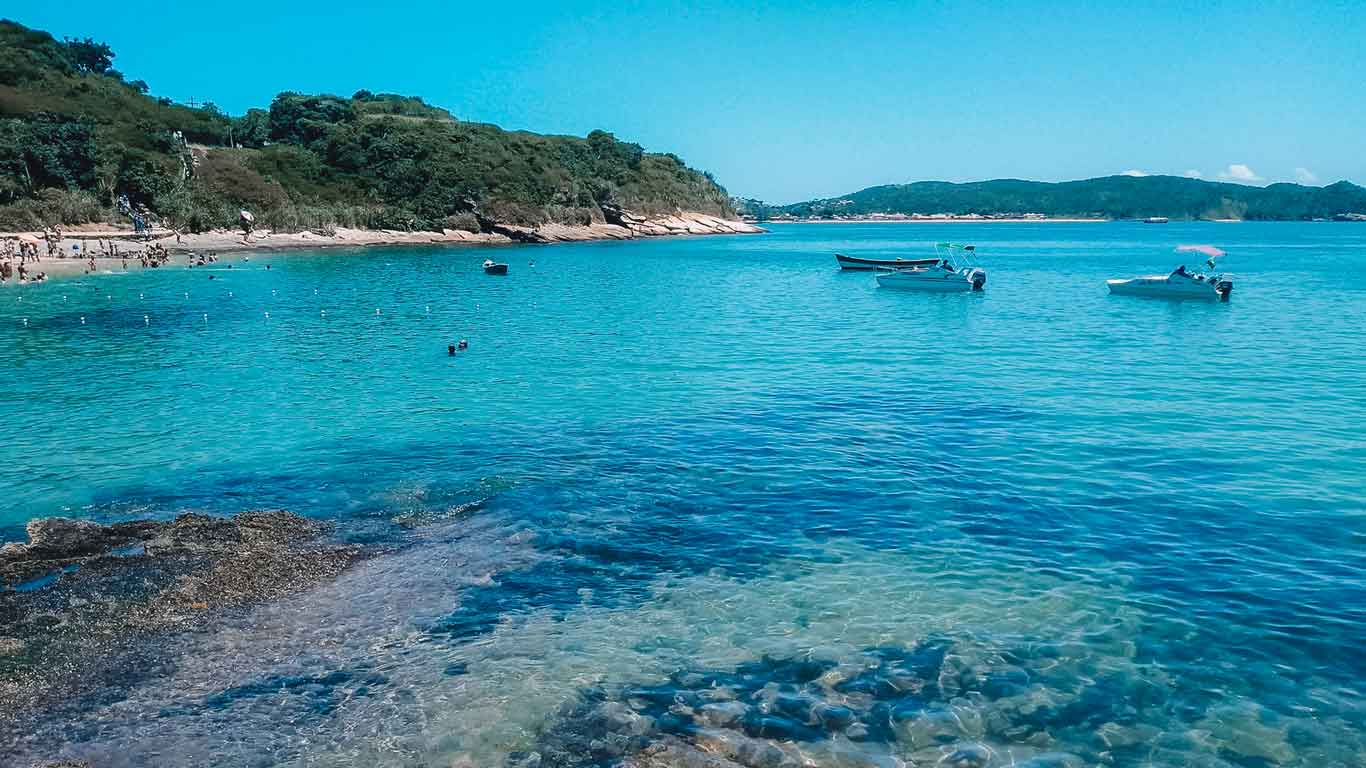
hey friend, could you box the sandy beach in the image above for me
[0,211,765,284]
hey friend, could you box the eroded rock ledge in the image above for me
[0,511,362,723]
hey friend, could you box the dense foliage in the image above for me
[778,176,1366,221]
[0,20,733,231]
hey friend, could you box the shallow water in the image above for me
[1,223,1364,766]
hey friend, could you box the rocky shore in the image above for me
[0,210,764,280]
[0,511,363,728]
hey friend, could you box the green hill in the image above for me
[774,176,1366,221]
[0,19,734,232]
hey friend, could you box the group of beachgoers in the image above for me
[0,228,60,284]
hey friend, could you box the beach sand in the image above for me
[0,213,764,284]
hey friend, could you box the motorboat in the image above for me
[1142,216,1170,224]
[483,259,508,275]
[836,253,940,271]
[875,242,986,292]
[1107,245,1232,301]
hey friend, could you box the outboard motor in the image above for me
[970,269,987,291]
[1216,279,1233,302]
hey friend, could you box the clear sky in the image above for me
[9,0,1364,202]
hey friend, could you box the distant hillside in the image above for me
[771,176,1366,221]
[0,20,734,232]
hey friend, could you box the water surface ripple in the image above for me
[1,223,1363,766]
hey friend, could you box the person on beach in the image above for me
[240,210,255,243]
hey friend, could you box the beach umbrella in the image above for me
[240,210,255,223]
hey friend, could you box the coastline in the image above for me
[765,217,1109,224]
[0,211,765,283]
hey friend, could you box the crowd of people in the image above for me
[0,232,52,284]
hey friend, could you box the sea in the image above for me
[1,222,1364,767]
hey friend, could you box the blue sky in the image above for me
[9,0,1364,202]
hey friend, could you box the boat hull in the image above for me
[836,254,940,271]
[1107,277,1230,300]
[876,268,985,292]
[483,263,508,275]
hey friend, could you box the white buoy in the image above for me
[272,289,277,296]
[63,295,68,302]
[314,289,318,295]
[229,292,234,298]
[22,318,27,327]
[184,292,189,299]
[320,309,326,316]
[140,293,144,300]
[376,308,381,315]
[80,316,86,324]
[425,305,430,313]
[265,311,270,319]
[203,313,208,323]
[144,315,149,325]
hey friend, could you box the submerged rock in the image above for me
[0,510,363,732]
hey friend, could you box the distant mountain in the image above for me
[767,176,1366,221]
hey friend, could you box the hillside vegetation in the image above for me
[0,20,733,232]
[770,176,1366,221]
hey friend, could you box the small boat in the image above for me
[1142,216,1170,224]
[483,259,508,275]
[875,242,986,292]
[836,253,941,271]
[1107,245,1232,301]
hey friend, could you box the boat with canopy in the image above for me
[1107,245,1232,301]
[874,242,987,292]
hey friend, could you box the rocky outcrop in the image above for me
[472,207,764,245]
[0,510,363,724]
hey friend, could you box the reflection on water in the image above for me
[2,223,1365,766]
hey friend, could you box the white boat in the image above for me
[1107,245,1232,301]
[875,242,987,292]
[1142,216,1170,224]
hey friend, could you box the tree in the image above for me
[62,37,115,75]
[233,109,271,148]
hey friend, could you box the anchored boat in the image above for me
[875,243,987,292]
[835,253,941,271]
[1107,245,1232,301]
[482,259,509,275]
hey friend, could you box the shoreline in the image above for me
[0,211,765,283]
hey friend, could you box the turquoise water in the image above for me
[1,223,1364,766]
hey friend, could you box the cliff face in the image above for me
[0,20,741,234]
